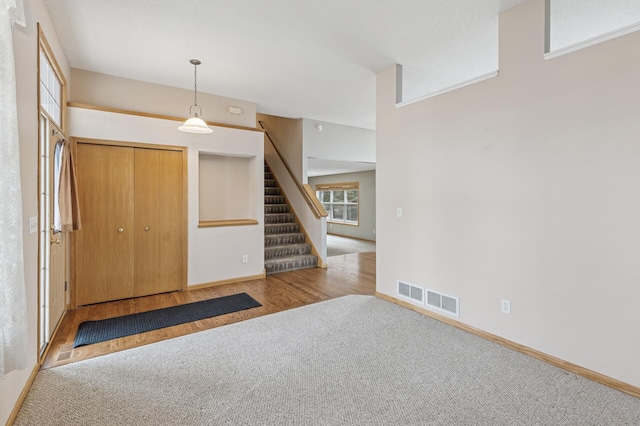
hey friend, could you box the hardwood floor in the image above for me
[42,252,376,370]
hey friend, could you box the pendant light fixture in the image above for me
[178,59,213,134]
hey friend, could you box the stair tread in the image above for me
[264,242,310,251]
[265,232,305,237]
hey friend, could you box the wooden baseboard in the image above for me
[6,362,40,426]
[188,273,266,291]
[375,291,640,399]
[198,219,259,228]
[39,309,67,364]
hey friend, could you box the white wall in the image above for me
[70,69,257,129]
[302,118,375,182]
[308,170,376,241]
[68,107,265,286]
[376,0,640,388]
[199,154,254,221]
[2,0,70,423]
[257,113,304,182]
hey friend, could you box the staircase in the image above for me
[264,163,318,274]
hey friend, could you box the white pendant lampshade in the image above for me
[179,59,213,134]
[178,117,212,133]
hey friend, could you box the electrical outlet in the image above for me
[242,255,248,263]
[397,207,403,218]
[501,299,511,315]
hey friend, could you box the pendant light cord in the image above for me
[193,62,199,108]
[178,58,211,132]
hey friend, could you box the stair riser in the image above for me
[265,205,289,214]
[264,188,281,196]
[265,234,306,246]
[265,213,295,224]
[265,255,318,275]
[265,224,300,234]
[265,195,286,204]
[264,245,311,259]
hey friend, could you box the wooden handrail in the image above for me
[259,121,328,219]
[303,184,327,215]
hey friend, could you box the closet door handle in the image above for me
[145,226,150,231]
[118,227,124,233]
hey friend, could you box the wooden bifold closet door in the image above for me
[133,148,184,297]
[75,141,185,306]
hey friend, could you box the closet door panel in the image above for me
[134,148,184,297]
[157,149,184,292]
[76,144,135,306]
[134,148,161,296]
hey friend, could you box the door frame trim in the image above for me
[37,24,68,361]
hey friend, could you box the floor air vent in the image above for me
[397,281,424,303]
[426,290,459,317]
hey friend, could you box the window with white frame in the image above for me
[39,50,63,127]
[316,183,359,225]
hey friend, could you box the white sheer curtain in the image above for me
[0,0,28,378]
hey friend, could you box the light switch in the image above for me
[29,216,38,234]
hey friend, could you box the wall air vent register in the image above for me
[397,281,459,317]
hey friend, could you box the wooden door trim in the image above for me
[70,138,188,309]
[71,137,185,152]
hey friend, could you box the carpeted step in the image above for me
[265,204,290,214]
[265,232,306,246]
[265,187,281,196]
[265,213,295,224]
[265,223,300,235]
[265,254,318,275]
[264,243,312,260]
[263,161,318,275]
[265,195,286,205]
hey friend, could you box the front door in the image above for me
[38,115,66,355]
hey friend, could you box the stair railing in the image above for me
[258,121,328,219]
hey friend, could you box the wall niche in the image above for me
[198,152,258,227]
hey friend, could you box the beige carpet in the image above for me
[15,295,640,425]
[327,234,376,257]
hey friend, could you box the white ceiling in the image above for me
[43,0,526,131]
[307,158,376,178]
